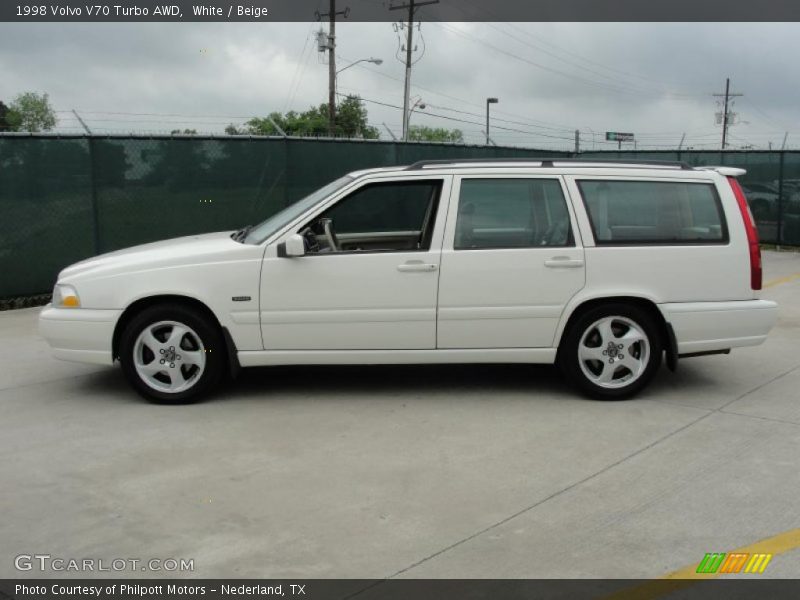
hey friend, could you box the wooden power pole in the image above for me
[713,78,743,150]
[389,0,438,141]
[317,1,348,137]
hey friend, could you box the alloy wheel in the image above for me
[577,316,650,389]
[133,320,206,393]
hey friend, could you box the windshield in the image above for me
[244,175,354,244]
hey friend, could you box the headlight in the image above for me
[52,284,81,308]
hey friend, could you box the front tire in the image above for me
[559,304,662,400]
[119,304,225,403]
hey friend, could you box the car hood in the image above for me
[58,231,247,282]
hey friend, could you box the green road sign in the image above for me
[606,132,635,142]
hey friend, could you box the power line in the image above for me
[433,23,686,99]
[336,91,577,142]
[54,107,792,149]
[445,0,702,94]
[284,23,316,112]
[337,54,583,135]
[481,22,696,98]
[356,55,768,142]
[739,97,797,132]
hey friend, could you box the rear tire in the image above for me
[559,303,662,400]
[119,304,225,403]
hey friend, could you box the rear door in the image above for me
[566,175,746,302]
[437,175,586,348]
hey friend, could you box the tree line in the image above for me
[225,95,463,143]
[1,91,464,143]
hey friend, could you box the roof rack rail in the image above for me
[404,158,695,170]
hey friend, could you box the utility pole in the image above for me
[678,132,686,151]
[713,78,742,150]
[390,0,439,141]
[328,1,336,138]
[781,132,789,150]
[316,1,349,137]
[574,129,580,154]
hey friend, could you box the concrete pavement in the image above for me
[1,251,799,580]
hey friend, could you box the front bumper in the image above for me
[39,305,122,365]
[659,299,778,354]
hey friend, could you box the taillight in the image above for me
[728,176,762,290]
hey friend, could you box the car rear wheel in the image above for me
[559,304,662,400]
[119,304,224,402]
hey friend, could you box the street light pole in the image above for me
[335,58,383,107]
[486,97,498,146]
[336,57,383,76]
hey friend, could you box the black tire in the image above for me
[558,303,662,400]
[119,304,225,403]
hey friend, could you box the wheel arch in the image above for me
[112,295,240,375]
[555,295,671,361]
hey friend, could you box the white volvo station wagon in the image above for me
[40,159,778,402]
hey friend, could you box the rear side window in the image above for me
[577,180,728,245]
[455,178,573,249]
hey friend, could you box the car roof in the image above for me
[348,159,743,180]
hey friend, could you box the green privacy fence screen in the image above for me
[0,134,798,299]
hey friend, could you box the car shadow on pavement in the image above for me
[67,362,580,406]
[225,363,571,400]
[67,360,725,406]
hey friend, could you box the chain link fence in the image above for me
[0,135,797,301]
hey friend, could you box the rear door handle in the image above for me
[397,261,438,272]
[544,257,584,269]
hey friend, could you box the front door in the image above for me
[259,176,451,350]
[437,175,585,348]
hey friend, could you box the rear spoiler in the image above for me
[695,166,747,177]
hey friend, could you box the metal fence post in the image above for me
[87,135,101,255]
[777,151,785,249]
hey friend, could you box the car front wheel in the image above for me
[119,304,224,402]
[559,304,662,400]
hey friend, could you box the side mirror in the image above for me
[278,233,306,258]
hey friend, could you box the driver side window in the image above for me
[301,179,442,254]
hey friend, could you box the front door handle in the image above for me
[397,261,438,272]
[544,257,584,269]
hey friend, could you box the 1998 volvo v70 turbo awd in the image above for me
[40,159,778,401]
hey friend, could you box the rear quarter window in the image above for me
[577,180,728,245]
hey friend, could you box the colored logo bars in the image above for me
[696,552,773,574]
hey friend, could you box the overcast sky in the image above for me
[2,20,800,150]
